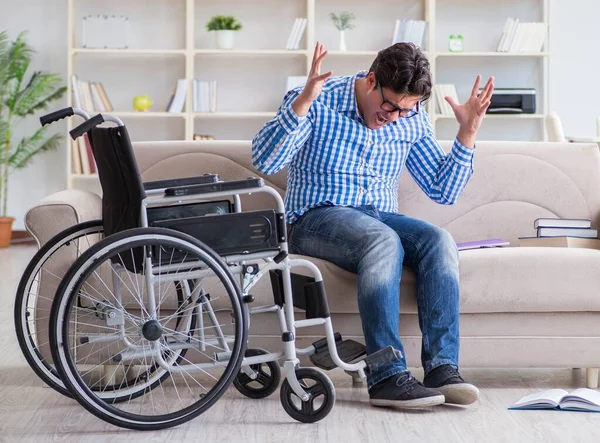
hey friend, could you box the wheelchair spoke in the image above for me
[52,229,247,429]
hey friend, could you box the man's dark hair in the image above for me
[369,42,432,102]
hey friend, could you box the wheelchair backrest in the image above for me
[88,126,146,237]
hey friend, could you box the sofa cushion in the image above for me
[245,247,600,315]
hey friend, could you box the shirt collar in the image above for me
[338,70,368,112]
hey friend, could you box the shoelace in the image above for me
[444,366,465,383]
[395,372,420,389]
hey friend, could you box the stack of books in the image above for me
[496,18,547,53]
[193,79,217,113]
[434,84,459,116]
[71,134,96,175]
[166,79,187,113]
[286,18,307,50]
[71,74,113,112]
[518,218,600,248]
[391,19,427,48]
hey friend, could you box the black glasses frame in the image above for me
[376,83,420,118]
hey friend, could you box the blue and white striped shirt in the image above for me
[252,71,475,224]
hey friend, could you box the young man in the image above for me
[252,42,494,409]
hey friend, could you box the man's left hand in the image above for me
[446,75,495,135]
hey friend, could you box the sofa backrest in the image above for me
[133,140,600,246]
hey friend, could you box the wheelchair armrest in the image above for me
[164,177,264,197]
[143,174,219,192]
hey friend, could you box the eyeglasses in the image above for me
[376,83,420,118]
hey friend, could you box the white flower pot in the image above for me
[339,30,347,52]
[215,30,235,50]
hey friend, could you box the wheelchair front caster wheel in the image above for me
[233,348,281,399]
[280,367,335,423]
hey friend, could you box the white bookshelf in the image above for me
[66,0,551,189]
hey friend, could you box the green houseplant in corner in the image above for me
[0,30,66,247]
[206,15,242,50]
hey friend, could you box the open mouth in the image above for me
[375,112,387,126]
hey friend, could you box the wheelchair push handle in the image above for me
[70,114,105,140]
[39,107,90,127]
[69,112,125,140]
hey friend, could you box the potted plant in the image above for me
[206,15,243,50]
[0,31,66,247]
[330,12,355,52]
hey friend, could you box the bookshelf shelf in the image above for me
[194,49,308,56]
[434,114,546,120]
[436,52,548,57]
[72,173,99,180]
[109,112,188,118]
[193,112,277,118]
[327,50,431,57]
[327,51,379,56]
[65,0,551,189]
[72,49,187,56]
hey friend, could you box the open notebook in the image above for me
[509,388,600,412]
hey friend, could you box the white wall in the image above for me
[549,0,600,138]
[0,0,598,230]
[1,0,67,229]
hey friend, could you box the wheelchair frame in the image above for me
[22,107,404,429]
[141,177,371,402]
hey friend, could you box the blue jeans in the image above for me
[288,205,460,388]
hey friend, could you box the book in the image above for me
[518,236,600,249]
[534,218,591,229]
[167,79,187,113]
[456,239,510,251]
[392,19,427,48]
[509,388,600,412]
[537,227,598,238]
[96,82,113,112]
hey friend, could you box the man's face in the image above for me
[361,73,421,130]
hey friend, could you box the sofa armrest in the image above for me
[25,189,102,248]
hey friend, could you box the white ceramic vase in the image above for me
[216,30,235,50]
[339,30,347,52]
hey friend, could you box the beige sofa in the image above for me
[25,140,600,388]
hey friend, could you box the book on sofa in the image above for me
[456,239,509,250]
[537,227,598,238]
[509,388,600,412]
[534,218,591,229]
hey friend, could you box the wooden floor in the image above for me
[2,244,600,443]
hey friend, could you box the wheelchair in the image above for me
[16,107,403,431]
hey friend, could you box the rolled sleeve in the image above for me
[450,138,476,168]
[277,105,307,134]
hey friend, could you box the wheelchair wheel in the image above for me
[280,368,335,423]
[14,220,104,397]
[233,348,281,399]
[49,227,247,430]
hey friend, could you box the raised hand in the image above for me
[293,42,333,116]
[445,75,495,135]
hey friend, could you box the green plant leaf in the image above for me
[8,31,33,83]
[11,72,65,117]
[0,119,7,147]
[206,15,242,31]
[330,11,355,31]
[0,32,10,90]
[9,128,61,169]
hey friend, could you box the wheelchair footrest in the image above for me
[309,333,366,371]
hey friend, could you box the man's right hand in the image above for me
[292,42,332,117]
